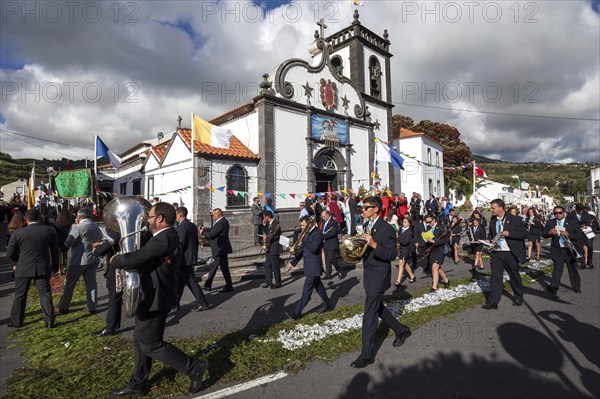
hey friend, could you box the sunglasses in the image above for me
[363,206,376,210]
[554,211,563,215]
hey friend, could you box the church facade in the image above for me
[99,12,442,234]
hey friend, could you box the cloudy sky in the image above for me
[1,0,599,163]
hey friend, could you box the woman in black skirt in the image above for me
[526,208,544,261]
[395,217,416,285]
[450,215,462,264]
[469,217,486,270]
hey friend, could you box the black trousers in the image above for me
[489,251,523,304]
[324,248,342,277]
[361,293,407,360]
[205,254,233,289]
[127,311,196,390]
[178,265,208,306]
[105,266,122,331]
[294,275,330,316]
[11,275,55,325]
[550,248,581,291]
[253,224,263,245]
[264,254,281,286]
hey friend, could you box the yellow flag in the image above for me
[192,114,232,149]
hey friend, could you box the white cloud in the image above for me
[0,0,598,163]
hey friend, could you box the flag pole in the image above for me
[94,134,99,208]
[472,161,476,208]
[190,113,195,223]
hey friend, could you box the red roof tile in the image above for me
[178,128,259,160]
[152,142,168,161]
[393,127,442,147]
[209,103,254,125]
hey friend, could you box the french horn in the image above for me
[103,196,151,318]
[340,234,370,263]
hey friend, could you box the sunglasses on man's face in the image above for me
[554,211,564,215]
[363,206,376,210]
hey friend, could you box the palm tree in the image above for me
[447,175,474,209]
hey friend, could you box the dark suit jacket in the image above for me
[322,217,340,251]
[292,227,323,277]
[426,223,448,259]
[203,217,233,257]
[414,221,429,246]
[111,228,182,313]
[397,228,414,248]
[470,226,487,242]
[542,217,581,258]
[426,199,438,215]
[348,197,357,218]
[7,223,60,277]
[362,218,397,294]
[409,197,421,212]
[177,218,198,266]
[488,213,527,262]
[264,219,282,255]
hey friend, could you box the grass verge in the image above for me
[3,263,551,399]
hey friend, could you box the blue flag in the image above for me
[96,136,122,169]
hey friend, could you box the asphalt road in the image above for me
[1,219,598,398]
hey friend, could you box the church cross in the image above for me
[317,18,328,38]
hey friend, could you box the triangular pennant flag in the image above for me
[238,191,246,197]
[227,190,234,195]
[209,187,216,192]
[278,193,286,198]
[290,193,296,199]
[217,186,225,192]
[257,192,263,196]
[265,193,271,198]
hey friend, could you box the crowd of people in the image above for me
[3,192,599,395]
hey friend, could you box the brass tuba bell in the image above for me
[339,234,370,263]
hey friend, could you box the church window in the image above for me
[147,177,154,197]
[120,182,127,195]
[436,152,440,166]
[226,165,248,207]
[331,56,344,77]
[132,179,141,195]
[369,56,382,99]
[427,148,432,165]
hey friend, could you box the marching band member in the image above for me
[450,215,462,264]
[394,217,416,286]
[526,208,544,261]
[423,214,450,293]
[469,217,486,270]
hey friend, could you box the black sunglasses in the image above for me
[554,211,563,215]
[363,206,376,210]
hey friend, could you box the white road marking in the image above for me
[193,371,288,399]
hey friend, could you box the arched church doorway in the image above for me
[313,153,339,193]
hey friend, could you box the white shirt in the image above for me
[153,227,172,237]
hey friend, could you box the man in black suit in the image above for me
[176,207,209,312]
[109,202,207,397]
[351,196,411,368]
[542,206,581,295]
[570,204,596,270]
[251,197,263,246]
[409,192,421,222]
[321,210,344,279]
[200,208,234,293]
[482,198,527,309]
[261,211,282,288]
[286,216,332,318]
[347,194,357,235]
[7,208,59,328]
[425,194,438,217]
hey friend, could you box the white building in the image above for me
[393,128,445,199]
[587,166,600,212]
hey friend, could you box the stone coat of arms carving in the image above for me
[319,78,338,111]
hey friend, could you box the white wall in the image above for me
[220,112,259,155]
[274,108,308,209]
[350,126,371,190]
[209,159,258,211]
[393,136,445,198]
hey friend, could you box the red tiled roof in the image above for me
[152,142,168,161]
[209,103,254,125]
[178,128,259,160]
[393,127,442,147]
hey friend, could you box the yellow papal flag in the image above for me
[27,165,35,210]
[192,113,232,149]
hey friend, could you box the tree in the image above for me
[447,175,474,209]
[410,120,472,173]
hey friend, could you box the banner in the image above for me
[55,169,92,198]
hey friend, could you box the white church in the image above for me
[98,11,444,233]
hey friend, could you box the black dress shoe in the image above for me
[316,305,332,314]
[482,302,498,310]
[220,287,234,293]
[192,304,211,312]
[286,312,300,320]
[323,275,332,280]
[393,329,412,347]
[188,359,208,394]
[260,283,271,288]
[110,386,145,398]
[203,285,212,291]
[574,289,582,293]
[546,286,558,295]
[350,357,374,368]
[513,298,523,306]
[7,321,23,328]
[587,264,595,269]
[92,327,115,337]
[46,321,55,329]
[338,270,346,279]
[270,284,281,289]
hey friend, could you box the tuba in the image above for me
[289,217,316,256]
[103,196,151,318]
[340,225,371,263]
